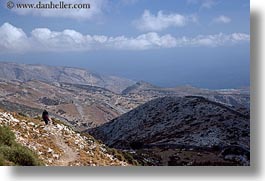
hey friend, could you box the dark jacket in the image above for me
[42,110,49,125]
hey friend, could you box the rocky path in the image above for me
[48,125,78,166]
[54,135,78,166]
[1,112,129,166]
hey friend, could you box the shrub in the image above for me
[108,148,124,161]
[122,151,140,166]
[0,125,43,166]
[0,144,42,166]
[107,148,140,166]
[0,126,16,146]
[0,153,5,166]
[114,152,124,161]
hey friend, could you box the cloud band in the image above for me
[0,22,250,53]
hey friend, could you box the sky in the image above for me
[0,0,250,89]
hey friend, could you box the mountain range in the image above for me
[0,62,135,94]
[0,62,249,130]
[0,62,250,166]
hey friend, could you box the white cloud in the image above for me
[134,10,189,32]
[201,0,216,9]
[0,22,250,53]
[10,0,107,20]
[187,0,217,9]
[107,33,177,50]
[31,28,90,51]
[185,33,250,47]
[213,15,232,24]
[0,22,30,52]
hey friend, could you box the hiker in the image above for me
[42,110,51,125]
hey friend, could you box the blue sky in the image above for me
[0,0,250,89]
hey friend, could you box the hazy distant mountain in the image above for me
[90,96,250,151]
[0,62,135,93]
[122,81,250,109]
[0,62,250,109]
[122,81,160,94]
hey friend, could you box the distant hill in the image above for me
[89,96,250,165]
[122,81,250,109]
[0,62,135,93]
[122,81,160,94]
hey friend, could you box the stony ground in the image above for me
[0,110,129,166]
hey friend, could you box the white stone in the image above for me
[53,154,60,159]
[28,122,35,126]
[47,148,53,153]
[56,124,64,131]
[38,151,43,155]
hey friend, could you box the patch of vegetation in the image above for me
[0,125,43,166]
[0,125,16,146]
[0,153,5,166]
[107,148,140,166]
[121,151,140,166]
[130,149,162,166]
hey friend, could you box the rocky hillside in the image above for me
[89,96,250,165]
[0,110,134,166]
[0,62,134,93]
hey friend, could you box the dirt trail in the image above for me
[47,125,78,166]
[54,135,78,166]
